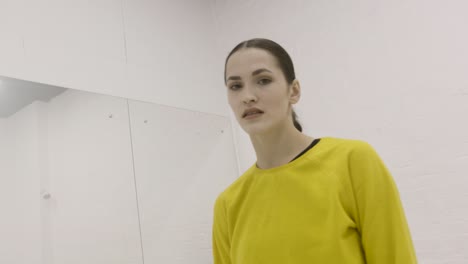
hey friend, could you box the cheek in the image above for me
[227,95,239,112]
[226,92,233,104]
[269,98,291,118]
[264,90,289,107]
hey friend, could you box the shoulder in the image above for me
[326,136,374,149]
[314,137,378,160]
[333,137,383,166]
[214,164,257,209]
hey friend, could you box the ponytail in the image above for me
[292,109,302,132]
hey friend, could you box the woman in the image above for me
[212,38,417,263]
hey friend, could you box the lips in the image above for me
[243,108,264,118]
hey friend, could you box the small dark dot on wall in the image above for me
[221,130,224,133]
[109,114,113,118]
[144,120,148,123]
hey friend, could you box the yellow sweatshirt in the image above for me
[212,137,417,263]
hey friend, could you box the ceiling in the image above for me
[0,76,67,118]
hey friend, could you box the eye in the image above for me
[229,83,242,91]
[258,78,272,85]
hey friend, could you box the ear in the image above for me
[288,79,301,105]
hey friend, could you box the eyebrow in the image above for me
[226,68,272,82]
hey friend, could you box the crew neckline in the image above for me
[252,137,324,174]
[290,137,321,162]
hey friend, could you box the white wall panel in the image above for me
[23,0,126,62]
[0,118,19,264]
[0,0,27,78]
[0,0,228,117]
[0,119,7,167]
[123,0,212,67]
[0,102,43,264]
[16,0,129,105]
[123,0,227,117]
[45,90,142,264]
[128,100,238,263]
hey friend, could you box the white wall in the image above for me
[0,119,7,168]
[43,89,239,264]
[44,90,143,264]
[128,100,238,263]
[0,0,227,117]
[0,118,16,262]
[1,87,239,264]
[0,102,43,264]
[212,0,468,263]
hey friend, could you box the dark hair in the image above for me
[224,38,302,132]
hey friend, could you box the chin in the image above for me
[241,123,272,136]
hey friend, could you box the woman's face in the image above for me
[225,48,300,135]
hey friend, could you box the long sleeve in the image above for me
[212,195,232,264]
[348,141,418,263]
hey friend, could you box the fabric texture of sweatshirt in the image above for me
[212,137,417,263]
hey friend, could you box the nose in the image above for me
[241,85,257,104]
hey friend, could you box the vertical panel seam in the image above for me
[126,99,145,264]
[120,0,129,63]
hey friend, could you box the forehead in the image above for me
[226,48,280,77]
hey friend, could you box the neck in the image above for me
[249,122,314,170]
